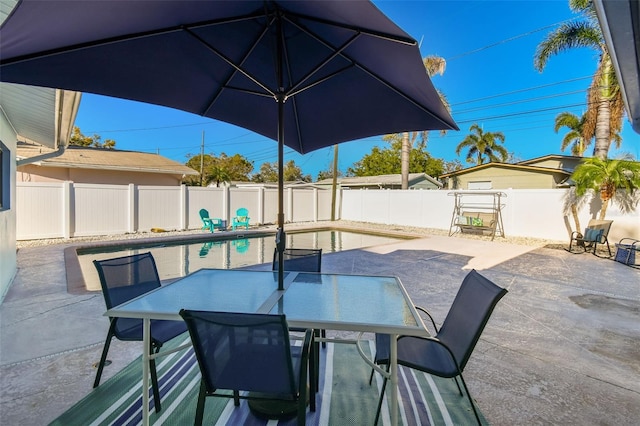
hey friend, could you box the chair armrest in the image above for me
[415,305,438,334]
[397,335,464,375]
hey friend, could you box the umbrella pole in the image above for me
[276,13,285,291]
[276,94,285,291]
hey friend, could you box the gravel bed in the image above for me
[16,220,567,250]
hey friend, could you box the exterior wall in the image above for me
[17,164,183,185]
[0,113,17,303]
[450,168,558,190]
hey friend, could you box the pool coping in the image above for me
[64,224,420,295]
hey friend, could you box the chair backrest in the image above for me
[272,248,322,272]
[584,219,613,242]
[179,310,297,395]
[236,207,249,218]
[199,209,210,220]
[437,269,507,371]
[94,252,162,337]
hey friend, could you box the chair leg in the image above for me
[453,376,463,396]
[374,376,388,426]
[233,390,240,406]
[321,329,327,348]
[93,322,116,388]
[194,380,207,426]
[149,346,162,413]
[457,373,482,426]
[373,364,390,426]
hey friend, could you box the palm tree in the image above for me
[400,55,448,189]
[206,165,231,187]
[455,124,508,165]
[554,111,590,156]
[572,157,640,219]
[534,0,624,159]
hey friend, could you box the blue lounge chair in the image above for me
[232,208,250,230]
[199,208,224,232]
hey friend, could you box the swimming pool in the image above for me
[76,230,405,291]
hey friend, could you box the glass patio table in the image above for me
[105,268,428,426]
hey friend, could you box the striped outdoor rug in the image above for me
[51,337,485,425]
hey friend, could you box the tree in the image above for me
[398,55,449,189]
[554,111,590,156]
[455,124,508,165]
[252,160,311,182]
[572,157,640,219]
[534,0,624,159]
[69,126,116,148]
[317,168,343,181]
[206,165,231,187]
[183,152,253,186]
[348,139,444,178]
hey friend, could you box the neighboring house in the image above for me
[441,155,581,190]
[315,173,442,190]
[17,143,198,185]
[0,83,79,302]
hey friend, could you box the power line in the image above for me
[446,17,578,62]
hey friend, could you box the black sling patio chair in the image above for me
[370,269,507,425]
[93,252,187,413]
[179,310,315,426]
[567,219,613,257]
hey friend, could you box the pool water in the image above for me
[78,230,404,291]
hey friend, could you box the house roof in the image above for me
[516,154,583,167]
[315,172,442,188]
[16,143,199,176]
[439,161,572,179]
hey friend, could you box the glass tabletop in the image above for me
[106,269,284,320]
[270,273,422,334]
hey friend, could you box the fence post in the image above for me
[258,187,265,225]
[62,181,72,239]
[128,184,136,233]
[287,187,293,223]
[180,184,187,230]
[313,188,318,222]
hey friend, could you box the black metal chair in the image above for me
[179,310,315,426]
[370,269,507,425]
[567,219,613,257]
[93,252,187,413]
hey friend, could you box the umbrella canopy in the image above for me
[1,0,457,288]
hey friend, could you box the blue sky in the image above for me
[74,0,640,179]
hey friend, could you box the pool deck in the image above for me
[1,226,639,425]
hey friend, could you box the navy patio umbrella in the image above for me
[0,0,457,289]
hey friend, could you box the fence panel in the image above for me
[73,184,130,236]
[229,188,261,226]
[16,182,64,239]
[317,189,334,221]
[291,189,315,222]
[137,186,182,231]
[187,186,226,229]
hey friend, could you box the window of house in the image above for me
[0,141,9,210]
[468,181,492,190]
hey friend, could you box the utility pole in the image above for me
[200,131,204,186]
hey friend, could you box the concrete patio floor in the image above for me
[1,229,639,425]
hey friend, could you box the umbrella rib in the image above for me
[283,9,416,46]
[183,26,276,110]
[0,10,270,67]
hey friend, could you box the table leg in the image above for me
[143,318,151,426]
[390,334,398,426]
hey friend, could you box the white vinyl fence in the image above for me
[16,182,335,240]
[16,183,639,241]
